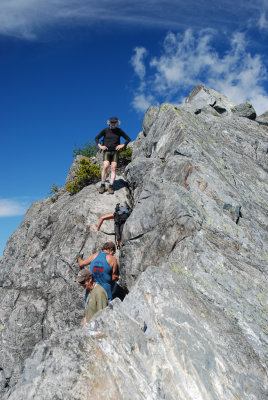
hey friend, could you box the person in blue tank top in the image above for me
[76,242,118,302]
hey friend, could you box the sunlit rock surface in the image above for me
[0,170,129,393]
[1,86,268,399]
[6,266,268,400]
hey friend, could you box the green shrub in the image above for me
[73,141,99,158]
[120,146,132,160]
[48,182,63,195]
[66,158,101,194]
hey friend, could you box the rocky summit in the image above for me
[0,85,268,400]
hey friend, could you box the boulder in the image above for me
[185,84,236,115]
[231,102,257,119]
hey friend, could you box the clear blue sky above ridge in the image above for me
[1,0,268,257]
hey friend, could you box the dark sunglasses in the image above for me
[79,280,87,286]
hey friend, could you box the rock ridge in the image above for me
[0,86,267,399]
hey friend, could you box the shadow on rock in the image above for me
[114,178,128,192]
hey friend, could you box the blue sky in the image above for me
[1,0,268,257]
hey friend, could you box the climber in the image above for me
[76,269,108,327]
[76,241,118,302]
[90,202,132,249]
[95,116,131,194]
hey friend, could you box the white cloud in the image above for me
[131,47,147,80]
[258,11,268,30]
[132,93,156,113]
[0,199,28,217]
[130,29,268,115]
[0,0,267,40]
[0,0,186,39]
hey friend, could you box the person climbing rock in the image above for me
[76,269,108,327]
[95,116,130,194]
[90,202,132,249]
[77,242,118,302]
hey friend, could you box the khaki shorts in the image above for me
[103,150,119,163]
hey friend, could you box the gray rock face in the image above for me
[119,94,268,395]
[121,100,268,289]
[5,266,268,400]
[1,85,268,399]
[0,170,129,394]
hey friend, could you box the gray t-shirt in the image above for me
[86,284,108,322]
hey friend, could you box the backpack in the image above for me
[114,202,132,225]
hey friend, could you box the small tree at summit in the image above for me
[66,158,101,194]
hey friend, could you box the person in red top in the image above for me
[95,116,130,194]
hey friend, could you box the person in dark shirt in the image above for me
[95,116,130,194]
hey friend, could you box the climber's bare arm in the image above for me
[90,213,114,231]
[77,252,98,267]
[107,254,119,281]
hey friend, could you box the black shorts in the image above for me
[115,223,124,240]
[103,150,119,163]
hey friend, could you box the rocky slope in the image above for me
[0,170,129,394]
[1,85,267,399]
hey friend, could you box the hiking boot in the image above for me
[98,184,106,194]
[108,184,114,194]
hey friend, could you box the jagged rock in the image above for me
[65,155,88,186]
[0,163,129,394]
[142,105,160,136]
[231,102,257,119]
[256,110,268,127]
[185,84,236,115]
[5,266,268,400]
[119,96,268,392]
[1,85,268,399]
